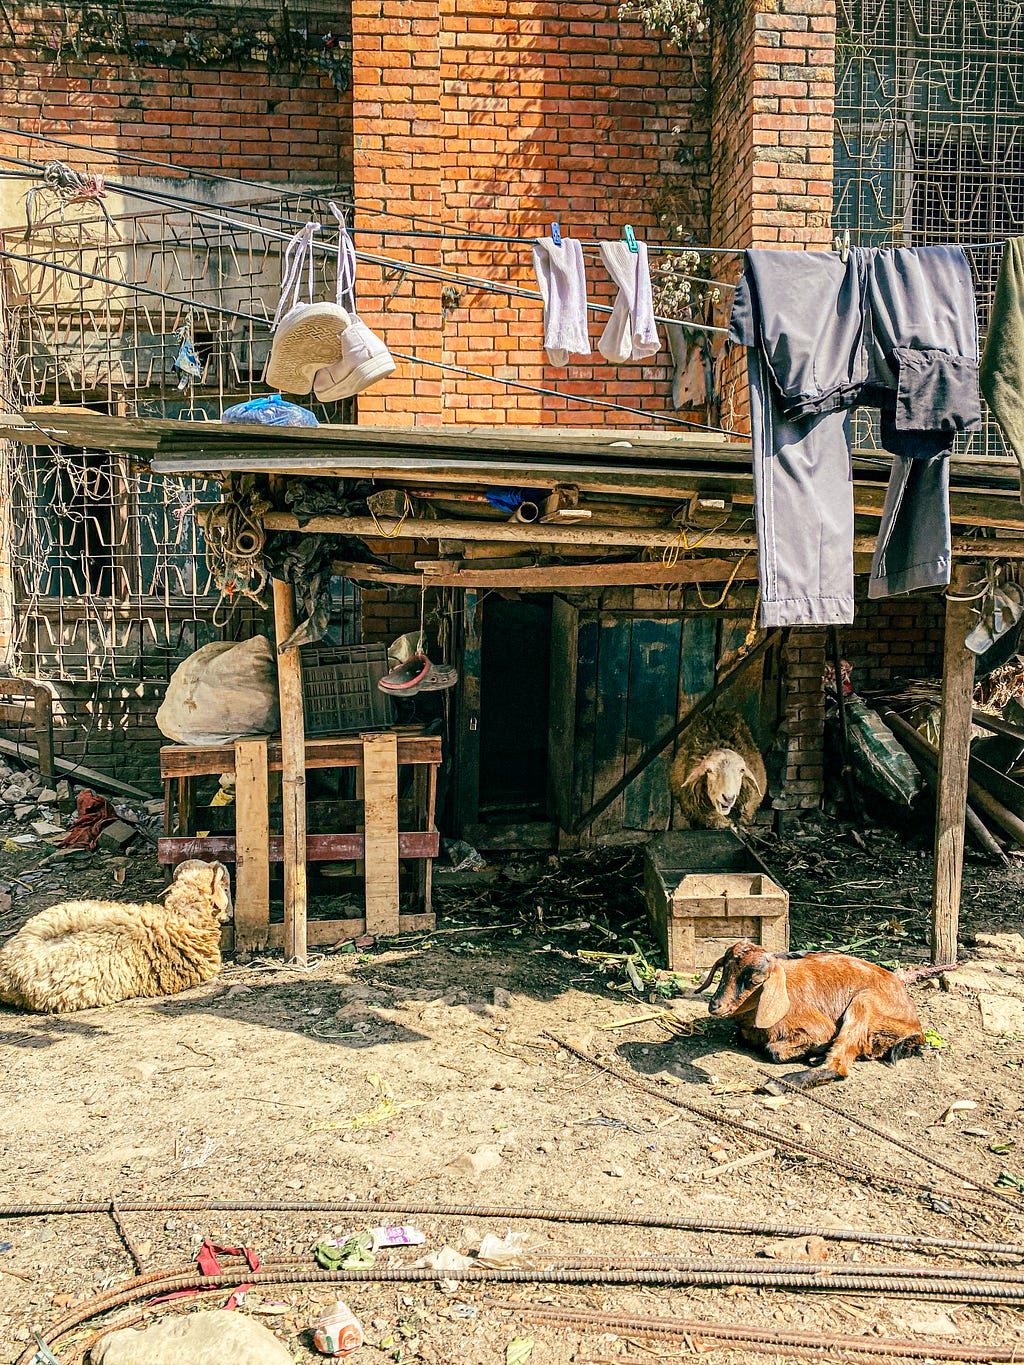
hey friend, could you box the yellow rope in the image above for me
[369,490,412,539]
[693,550,753,610]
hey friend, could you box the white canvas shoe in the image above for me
[313,315,397,401]
[265,301,352,396]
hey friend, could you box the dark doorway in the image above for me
[478,595,552,821]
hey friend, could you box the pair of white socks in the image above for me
[532,236,661,367]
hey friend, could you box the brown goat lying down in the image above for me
[0,860,232,1014]
[697,940,926,1088]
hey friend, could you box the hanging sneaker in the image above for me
[313,315,397,401]
[265,301,353,396]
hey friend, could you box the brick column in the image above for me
[774,630,826,819]
[350,0,444,424]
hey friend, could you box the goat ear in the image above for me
[741,762,764,798]
[681,755,715,789]
[753,961,790,1030]
[694,952,728,993]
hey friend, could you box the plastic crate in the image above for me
[301,644,394,736]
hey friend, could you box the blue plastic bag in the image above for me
[221,395,319,427]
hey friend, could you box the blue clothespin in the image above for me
[550,221,562,246]
[624,224,638,254]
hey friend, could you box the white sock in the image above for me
[532,237,591,366]
[598,239,660,363]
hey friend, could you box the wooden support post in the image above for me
[233,737,270,954]
[33,687,54,781]
[273,578,308,964]
[414,763,437,916]
[931,566,976,965]
[361,731,400,936]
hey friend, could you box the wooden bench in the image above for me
[158,730,441,954]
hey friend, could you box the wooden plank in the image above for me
[624,618,681,831]
[160,734,442,779]
[157,831,440,864]
[258,511,1024,559]
[273,578,308,964]
[232,738,270,954]
[931,567,976,965]
[592,614,632,838]
[33,688,54,781]
[672,615,717,830]
[547,596,580,837]
[453,589,483,837]
[411,558,758,588]
[265,912,435,950]
[573,629,782,835]
[361,731,400,936]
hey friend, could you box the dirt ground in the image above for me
[2,811,1024,1363]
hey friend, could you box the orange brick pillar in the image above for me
[350,0,445,425]
[711,0,836,817]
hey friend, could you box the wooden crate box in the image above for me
[644,830,789,971]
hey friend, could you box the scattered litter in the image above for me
[315,1232,374,1270]
[599,1008,705,1039]
[3,835,36,848]
[936,1100,978,1126]
[450,1303,477,1320]
[709,1076,758,1096]
[0,1242,12,1253]
[996,1169,1024,1194]
[475,1231,539,1268]
[307,1073,424,1133]
[312,1300,364,1357]
[506,1337,534,1365]
[924,1029,947,1048]
[442,838,486,872]
[370,1225,426,1249]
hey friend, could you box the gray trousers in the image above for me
[730,246,981,627]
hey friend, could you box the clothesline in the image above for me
[0,245,738,433]
[3,124,1012,261]
[0,152,728,337]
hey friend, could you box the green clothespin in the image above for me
[624,224,638,253]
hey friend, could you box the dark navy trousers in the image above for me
[730,246,981,627]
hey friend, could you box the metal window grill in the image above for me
[0,185,358,680]
[834,0,1024,460]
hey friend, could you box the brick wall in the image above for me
[0,2,351,186]
[350,0,711,427]
[843,591,945,693]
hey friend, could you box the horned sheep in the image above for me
[670,711,766,829]
[0,859,232,1014]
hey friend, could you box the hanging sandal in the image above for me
[377,655,458,695]
[265,221,352,395]
[312,204,396,401]
[377,653,432,693]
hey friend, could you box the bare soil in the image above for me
[1,812,1024,1363]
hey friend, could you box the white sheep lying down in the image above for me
[0,859,232,1013]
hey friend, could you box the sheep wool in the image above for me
[0,860,231,1014]
[670,711,767,829]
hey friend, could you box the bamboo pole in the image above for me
[272,579,308,965]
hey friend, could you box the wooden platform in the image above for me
[158,730,441,955]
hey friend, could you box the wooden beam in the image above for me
[160,733,441,779]
[412,558,757,588]
[930,567,976,965]
[157,831,440,864]
[361,731,401,936]
[265,912,434,950]
[232,738,270,954]
[273,578,308,964]
[257,510,1024,558]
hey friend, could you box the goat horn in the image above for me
[694,953,729,993]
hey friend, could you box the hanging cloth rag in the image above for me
[980,236,1024,503]
[532,236,591,366]
[598,239,660,363]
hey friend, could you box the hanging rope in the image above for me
[202,482,271,625]
[24,160,113,236]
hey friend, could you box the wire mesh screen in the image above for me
[0,185,358,679]
[833,0,1024,460]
